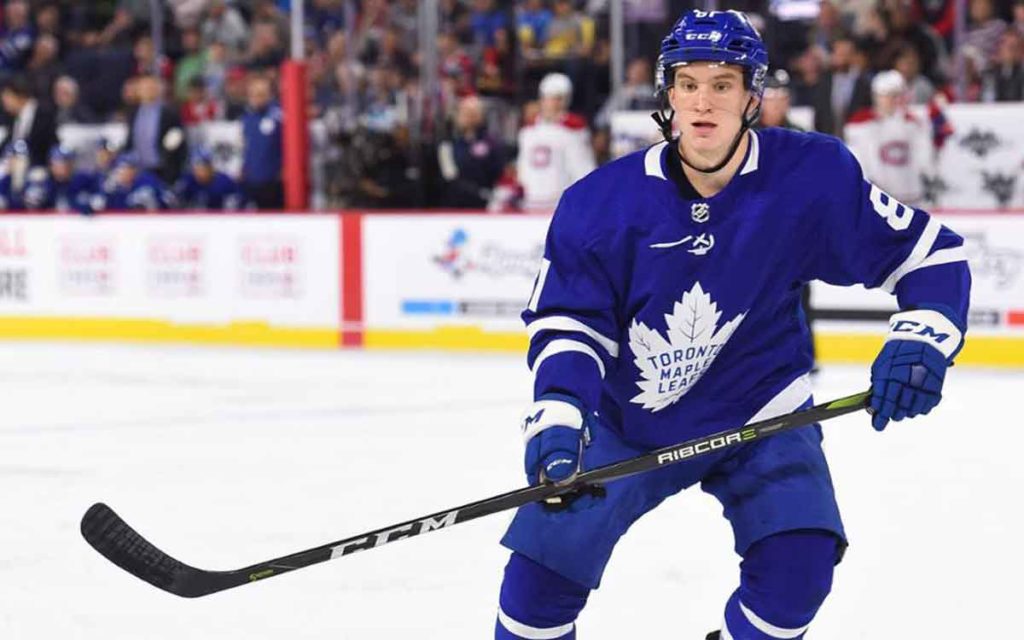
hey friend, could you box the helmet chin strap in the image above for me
[652,96,761,175]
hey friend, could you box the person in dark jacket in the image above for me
[811,35,873,137]
[437,95,505,208]
[175,148,244,211]
[1,74,58,167]
[124,74,188,185]
[240,74,283,209]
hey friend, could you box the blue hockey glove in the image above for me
[521,394,603,512]
[869,308,963,431]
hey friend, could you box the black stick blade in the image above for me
[81,503,232,598]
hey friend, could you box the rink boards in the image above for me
[0,211,1022,366]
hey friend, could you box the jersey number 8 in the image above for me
[869,183,914,232]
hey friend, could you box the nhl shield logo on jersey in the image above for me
[628,282,746,412]
[691,202,710,223]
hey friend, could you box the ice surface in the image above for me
[1,342,1020,639]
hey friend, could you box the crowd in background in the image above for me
[0,0,1021,212]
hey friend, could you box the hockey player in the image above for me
[496,10,970,640]
[99,152,173,212]
[843,70,935,207]
[516,72,596,211]
[21,146,95,213]
[174,148,244,211]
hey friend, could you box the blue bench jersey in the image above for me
[524,128,971,449]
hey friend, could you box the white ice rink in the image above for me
[2,342,1021,639]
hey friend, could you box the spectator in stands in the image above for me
[594,57,658,129]
[440,0,472,45]
[125,75,188,184]
[1,75,58,167]
[181,76,222,125]
[893,44,936,104]
[516,72,595,211]
[175,28,207,102]
[984,29,1024,102]
[346,125,416,208]
[878,0,948,84]
[789,45,825,108]
[757,69,803,131]
[965,0,1008,70]
[132,33,173,81]
[201,0,250,56]
[438,30,476,99]
[811,35,872,137]
[99,152,173,211]
[844,70,934,206]
[437,95,505,209]
[168,0,209,30]
[244,20,287,71]
[518,0,554,62]
[27,34,63,106]
[35,4,64,45]
[99,0,156,47]
[241,74,284,209]
[470,0,510,58]
[0,1,36,76]
[175,148,244,211]
[545,0,595,61]
[1015,0,1024,38]
[53,76,98,125]
[222,66,250,120]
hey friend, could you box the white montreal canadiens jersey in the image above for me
[523,128,970,449]
[844,109,934,206]
[516,113,596,211]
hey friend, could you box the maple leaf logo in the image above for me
[628,282,746,412]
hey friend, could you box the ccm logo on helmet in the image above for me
[685,31,723,42]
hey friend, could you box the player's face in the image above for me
[50,159,71,181]
[193,164,213,183]
[874,92,899,117]
[668,63,752,156]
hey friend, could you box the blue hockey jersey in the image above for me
[100,171,173,212]
[524,128,971,449]
[174,172,243,210]
[22,169,95,213]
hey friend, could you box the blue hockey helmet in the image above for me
[656,10,768,99]
[49,144,75,163]
[188,147,214,168]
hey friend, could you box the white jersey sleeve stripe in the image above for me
[527,258,552,313]
[740,601,811,639]
[532,339,606,379]
[497,607,575,639]
[906,246,968,275]
[527,316,620,358]
[880,217,941,293]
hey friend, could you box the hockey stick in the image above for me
[81,389,870,598]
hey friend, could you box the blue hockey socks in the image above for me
[718,530,839,639]
[495,552,590,639]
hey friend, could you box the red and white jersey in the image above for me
[843,108,934,206]
[516,112,596,211]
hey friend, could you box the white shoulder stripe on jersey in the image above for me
[719,621,735,640]
[527,258,552,313]
[880,217,941,293]
[497,607,575,639]
[739,130,760,176]
[906,246,968,275]
[645,141,668,180]
[740,602,811,638]
[527,316,620,357]
[532,339,606,379]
